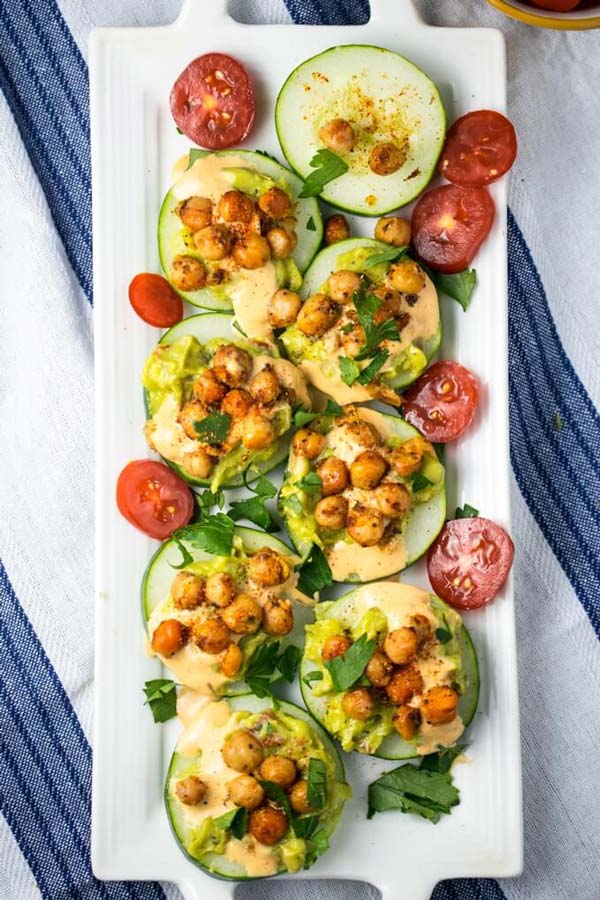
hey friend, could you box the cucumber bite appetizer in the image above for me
[166,694,349,877]
[276,45,445,215]
[144,525,308,695]
[159,149,322,339]
[300,582,479,758]
[279,405,445,583]
[143,313,311,490]
[280,238,441,405]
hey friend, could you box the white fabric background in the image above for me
[1,2,599,899]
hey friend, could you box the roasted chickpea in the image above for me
[171,571,205,610]
[289,780,314,815]
[296,294,340,338]
[327,270,361,304]
[365,648,394,687]
[291,428,325,460]
[341,418,381,449]
[369,141,406,176]
[262,599,294,636]
[205,572,237,608]
[342,315,367,358]
[384,627,419,665]
[316,456,349,496]
[242,408,276,450]
[350,450,387,490]
[221,642,244,677]
[393,705,421,741]
[319,117,355,154]
[258,186,292,219]
[314,495,348,531]
[193,369,227,406]
[222,594,263,635]
[342,687,374,721]
[373,482,411,519]
[248,805,288,846]
[322,634,352,661]
[151,619,186,657]
[179,196,213,232]
[232,234,270,269]
[170,255,207,292]
[346,505,385,547]
[268,289,302,329]
[176,776,207,806]
[421,686,459,725]
[248,548,290,587]
[389,437,426,478]
[221,388,253,419]
[388,260,426,295]
[249,366,280,404]
[218,190,254,224]
[194,225,231,261]
[411,613,434,645]
[374,216,411,247]
[192,618,231,654]
[222,730,265,773]
[266,226,297,260]
[324,214,350,245]
[227,774,265,811]
[182,450,213,480]
[372,286,402,323]
[213,344,253,388]
[260,756,297,789]
[386,664,424,706]
[179,400,208,440]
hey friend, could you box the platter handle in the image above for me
[175,0,230,28]
[367,0,423,25]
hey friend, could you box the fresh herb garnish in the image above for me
[411,472,433,493]
[306,758,327,811]
[364,244,409,268]
[356,349,390,385]
[324,633,376,692]
[194,488,225,520]
[433,268,477,312]
[306,215,316,232]
[259,781,330,868]
[338,355,361,386]
[299,149,349,198]
[454,503,479,519]
[214,806,249,839]
[297,471,323,495]
[293,399,343,428]
[367,760,460,823]
[280,494,304,517]
[297,544,333,595]
[302,826,329,868]
[419,745,466,774]
[229,471,278,531]
[173,514,235,558]
[302,670,324,687]
[276,644,302,683]
[143,679,178,723]
[243,641,301,697]
[353,284,399,359]
[193,411,231,445]
[435,612,453,645]
[170,535,194,570]
[259,780,292,817]
[232,320,248,338]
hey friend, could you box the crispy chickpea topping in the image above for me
[221,642,244,677]
[322,634,352,661]
[374,216,411,247]
[292,428,325,460]
[151,619,186,657]
[369,141,407,176]
[319,118,355,154]
[221,594,263,634]
[248,805,288,846]
[324,214,350,245]
[179,196,212,232]
[222,730,264,773]
[176,776,207,806]
[248,548,290,586]
[421,686,459,725]
[297,293,340,338]
[170,255,206,292]
[192,618,231,654]
[171,572,205,610]
[268,289,302,329]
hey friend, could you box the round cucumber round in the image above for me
[299,585,480,760]
[165,695,347,879]
[279,409,446,581]
[275,45,446,216]
[144,313,292,489]
[158,149,323,311]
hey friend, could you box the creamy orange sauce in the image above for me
[327,538,407,583]
[418,716,465,756]
[171,153,248,204]
[252,356,311,411]
[225,835,279,877]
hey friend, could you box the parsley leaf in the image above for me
[297,544,333,595]
[339,355,360,386]
[303,827,329,868]
[193,488,225,521]
[297,472,323,494]
[293,399,343,428]
[364,245,409,268]
[454,503,479,519]
[356,349,390,385]
[193,411,231,445]
[411,472,433,493]
[173,514,235,558]
[143,679,177,723]
[228,496,278,532]
[298,149,349,198]
[169,536,194,570]
[433,269,477,312]
[292,814,320,839]
[214,806,249,839]
[277,645,302,683]
[306,215,316,232]
[435,613,453,644]
[306,758,327,811]
[243,641,301,696]
[367,763,460,823]
[419,745,466,775]
[243,468,277,499]
[353,283,399,360]
[259,780,292,817]
[324,633,376,692]
[302,670,323,687]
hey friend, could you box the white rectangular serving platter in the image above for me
[91,2,523,898]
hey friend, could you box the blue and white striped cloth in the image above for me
[1,1,599,899]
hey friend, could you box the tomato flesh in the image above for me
[403,361,479,443]
[129,273,183,327]
[528,0,580,10]
[427,517,514,610]
[170,53,255,149]
[439,110,517,188]
[116,460,194,540]
[411,184,495,273]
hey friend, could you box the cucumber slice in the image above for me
[275,45,445,216]
[299,585,480,759]
[279,408,446,581]
[165,695,348,879]
[143,313,295,489]
[158,150,322,311]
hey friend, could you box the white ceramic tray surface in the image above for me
[91,2,522,898]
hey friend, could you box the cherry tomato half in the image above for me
[116,460,194,540]
[129,273,183,328]
[427,517,514,610]
[439,110,517,188]
[403,361,479,443]
[411,184,495,274]
[170,53,255,149]
[528,0,580,10]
